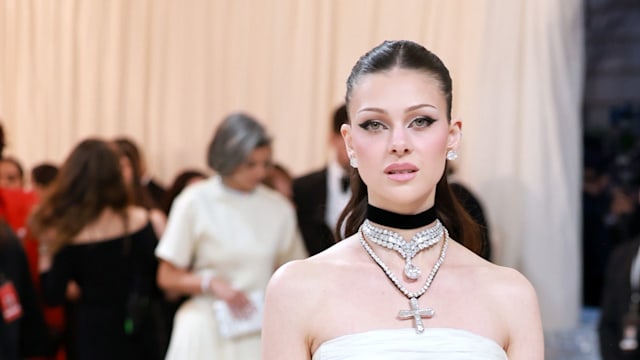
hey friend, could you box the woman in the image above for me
[0,156,25,189]
[29,139,162,360]
[155,113,307,359]
[113,138,167,237]
[262,40,544,359]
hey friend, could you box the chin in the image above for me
[386,190,431,209]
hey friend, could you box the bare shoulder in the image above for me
[447,242,541,324]
[126,206,152,231]
[264,243,352,356]
[266,239,359,311]
[449,242,537,301]
[485,263,538,305]
[269,245,347,297]
[478,260,543,356]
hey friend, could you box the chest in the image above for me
[309,267,507,351]
[190,197,289,260]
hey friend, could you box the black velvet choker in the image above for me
[366,204,437,229]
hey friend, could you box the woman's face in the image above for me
[0,160,23,188]
[342,67,461,213]
[223,145,273,192]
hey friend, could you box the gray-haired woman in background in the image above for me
[155,113,307,359]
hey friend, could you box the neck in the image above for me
[220,177,253,194]
[366,204,437,230]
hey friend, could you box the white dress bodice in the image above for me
[312,328,508,360]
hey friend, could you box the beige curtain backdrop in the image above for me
[0,0,583,331]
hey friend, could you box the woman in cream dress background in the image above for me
[262,40,544,359]
[156,113,307,359]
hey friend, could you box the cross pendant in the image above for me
[397,297,435,334]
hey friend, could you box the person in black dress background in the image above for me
[29,138,164,360]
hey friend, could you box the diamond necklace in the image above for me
[359,226,449,334]
[361,219,443,280]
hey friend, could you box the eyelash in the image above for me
[411,116,437,128]
[358,116,437,131]
[359,120,386,131]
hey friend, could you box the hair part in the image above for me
[345,40,453,120]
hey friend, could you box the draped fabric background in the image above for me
[0,0,583,330]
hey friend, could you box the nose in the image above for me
[389,128,411,155]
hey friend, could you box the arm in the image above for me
[149,208,166,238]
[502,269,544,360]
[157,260,251,317]
[262,260,312,360]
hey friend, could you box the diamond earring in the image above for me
[446,149,458,161]
[349,152,358,168]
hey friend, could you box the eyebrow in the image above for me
[357,103,437,114]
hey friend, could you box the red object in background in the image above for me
[0,187,38,233]
[0,187,66,360]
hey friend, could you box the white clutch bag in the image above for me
[212,291,264,339]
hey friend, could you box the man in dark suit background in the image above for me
[599,236,640,360]
[293,104,350,256]
[599,183,640,360]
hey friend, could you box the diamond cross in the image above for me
[397,297,434,333]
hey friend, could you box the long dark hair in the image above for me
[29,138,130,252]
[113,137,157,210]
[336,40,483,255]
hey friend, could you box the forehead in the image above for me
[0,161,19,172]
[350,68,446,113]
[245,145,272,160]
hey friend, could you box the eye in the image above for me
[410,116,436,128]
[358,120,387,131]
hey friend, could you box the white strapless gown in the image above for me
[312,328,508,360]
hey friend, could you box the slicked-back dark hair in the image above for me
[332,104,348,135]
[337,40,483,256]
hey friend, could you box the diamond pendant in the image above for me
[404,261,421,280]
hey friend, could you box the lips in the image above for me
[384,163,418,181]
[386,169,415,174]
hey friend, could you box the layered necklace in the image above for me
[359,204,449,334]
[361,219,443,280]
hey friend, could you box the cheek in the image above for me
[420,135,448,156]
[350,137,381,184]
[351,137,374,162]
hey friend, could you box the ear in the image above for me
[447,118,462,150]
[340,123,353,154]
